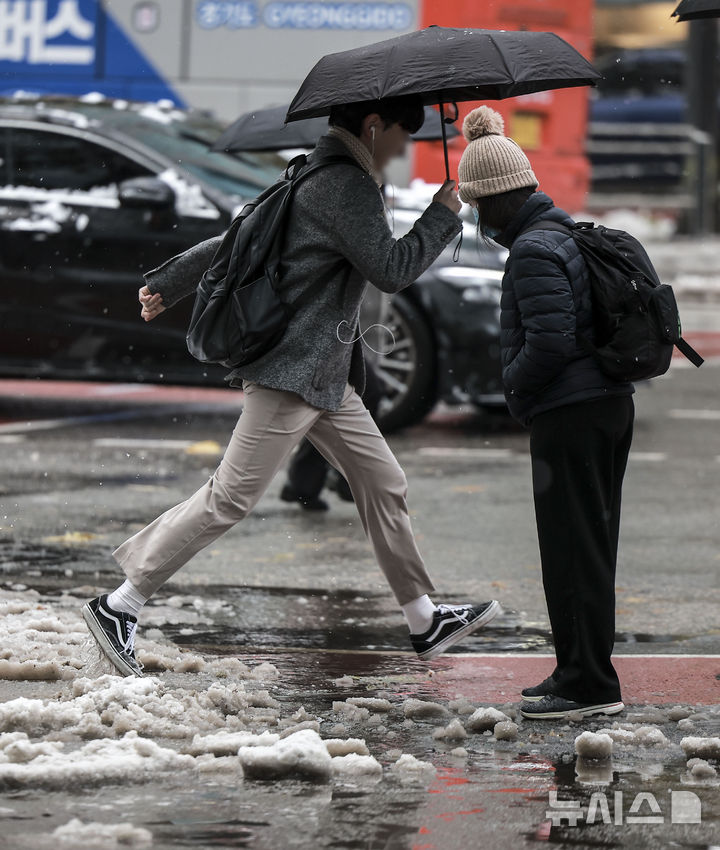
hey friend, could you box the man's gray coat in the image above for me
[145,135,462,411]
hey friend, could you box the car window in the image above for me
[9,128,151,191]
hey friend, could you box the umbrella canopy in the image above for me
[211,104,458,153]
[672,0,720,19]
[287,26,600,121]
[286,26,600,179]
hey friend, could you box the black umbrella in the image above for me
[287,26,600,179]
[211,104,458,153]
[672,0,720,19]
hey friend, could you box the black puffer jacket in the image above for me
[496,192,633,426]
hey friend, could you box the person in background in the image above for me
[81,95,501,677]
[458,106,634,721]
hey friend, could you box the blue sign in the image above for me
[0,0,183,104]
[0,0,97,75]
[195,0,414,31]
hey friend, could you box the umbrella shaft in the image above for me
[440,101,450,182]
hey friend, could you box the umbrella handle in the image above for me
[439,101,450,182]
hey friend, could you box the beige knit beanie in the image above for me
[457,106,538,204]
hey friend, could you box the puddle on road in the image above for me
[3,748,716,850]
[0,579,717,849]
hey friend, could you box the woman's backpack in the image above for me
[186,153,358,369]
[527,221,703,381]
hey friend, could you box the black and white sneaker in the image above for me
[82,594,143,677]
[521,674,558,702]
[411,600,501,660]
[520,694,624,720]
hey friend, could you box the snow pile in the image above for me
[448,698,476,716]
[572,208,676,242]
[599,724,668,747]
[333,675,353,687]
[574,731,613,760]
[389,753,436,785]
[237,729,332,781]
[332,701,370,723]
[686,758,718,781]
[402,699,448,719]
[53,818,152,848]
[0,731,193,789]
[668,706,692,722]
[346,697,392,713]
[0,672,281,741]
[432,719,467,741]
[324,738,369,757]
[466,707,510,733]
[680,736,720,760]
[158,169,219,219]
[78,91,106,104]
[0,591,90,680]
[139,100,186,125]
[185,730,280,757]
[331,753,383,780]
[493,720,519,742]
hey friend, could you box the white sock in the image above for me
[401,594,436,634]
[107,580,147,619]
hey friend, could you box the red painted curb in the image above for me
[424,654,720,706]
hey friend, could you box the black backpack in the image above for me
[186,153,358,369]
[527,221,703,381]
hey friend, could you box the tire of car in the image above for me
[375,294,437,433]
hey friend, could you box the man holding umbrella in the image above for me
[82,93,501,675]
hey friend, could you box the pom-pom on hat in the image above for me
[457,106,538,203]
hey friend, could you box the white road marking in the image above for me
[630,452,667,462]
[94,438,194,450]
[668,409,720,420]
[416,447,516,459]
[0,417,103,434]
[448,652,720,659]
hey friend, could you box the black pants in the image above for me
[287,361,384,500]
[530,395,634,704]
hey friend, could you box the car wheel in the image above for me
[375,294,436,432]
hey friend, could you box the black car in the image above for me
[0,95,506,430]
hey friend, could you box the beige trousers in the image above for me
[113,382,435,605]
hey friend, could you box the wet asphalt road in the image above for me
[0,301,719,850]
[1,312,719,655]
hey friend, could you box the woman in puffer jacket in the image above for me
[458,106,635,721]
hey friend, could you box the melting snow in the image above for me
[574,731,613,759]
[158,169,219,219]
[389,753,435,784]
[402,698,448,719]
[466,706,510,732]
[687,757,718,779]
[53,818,152,848]
[346,697,391,713]
[680,736,720,760]
[432,719,467,741]
[493,720,519,742]
[238,729,332,781]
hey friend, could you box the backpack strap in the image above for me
[281,153,364,316]
[675,337,705,367]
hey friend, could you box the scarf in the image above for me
[327,125,382,187]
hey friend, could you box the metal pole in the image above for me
[686,19,718,234]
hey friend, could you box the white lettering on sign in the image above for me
[263,2,413,30]
[195,0,413,31]
[0,0,93,64]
